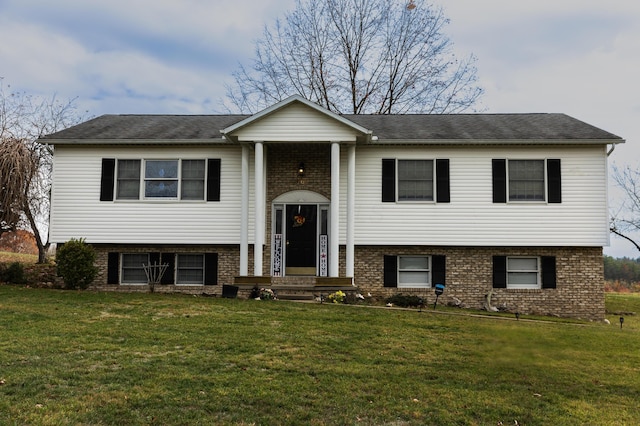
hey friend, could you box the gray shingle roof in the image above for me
[42,113,622,143]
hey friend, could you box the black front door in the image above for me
[286,204,317,275]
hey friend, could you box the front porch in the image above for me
[233,276,356,300]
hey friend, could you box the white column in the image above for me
[330,142,340,277]
[254,142,264,276]
[240,144,249,276]
[346,144,356,279]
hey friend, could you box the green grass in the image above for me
[0,287,639,425]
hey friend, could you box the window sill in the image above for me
[503,288,543,292]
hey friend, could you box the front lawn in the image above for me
[0,286,639,425]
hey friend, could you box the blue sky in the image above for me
[1,0,639,256]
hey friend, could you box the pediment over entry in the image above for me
[221,95,372,143]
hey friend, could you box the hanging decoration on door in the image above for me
[292,205,306,227]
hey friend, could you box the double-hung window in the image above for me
[181,160,206,200]
[398,160,434,201]
[121,253,149,284]
[506,257,540,289]
[145,160,179,198]
[116,160,141,200]
[508,160,545,201]
[176,254,205,285]
[398,256,431,288]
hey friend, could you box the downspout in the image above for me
[607,144,616,156]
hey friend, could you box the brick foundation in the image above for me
[91,244,242,296]
[354,245,604,320]
[89,243,604,320]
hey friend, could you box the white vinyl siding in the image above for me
[50,145,251,245]
[232,102,360,142]
[351,145,609,247]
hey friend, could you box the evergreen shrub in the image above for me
[56,238,98,289]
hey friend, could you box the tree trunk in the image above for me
[23,203,48,263]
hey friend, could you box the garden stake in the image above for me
[433,284,445,310]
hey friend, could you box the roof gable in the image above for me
[222,95,372,143]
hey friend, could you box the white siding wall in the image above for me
[50,145,254,244]
[350,144,609,246]
[51,142,610,248]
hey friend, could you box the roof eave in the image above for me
[44,138,231,146]
[371,138,625,145]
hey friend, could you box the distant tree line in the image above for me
[604,255,640,283]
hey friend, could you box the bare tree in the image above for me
[610,164,640,254]
[225,0,482,114]
[0,78,87,262]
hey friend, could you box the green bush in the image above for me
[56,238,98,289]
[385,294,425,308]
[0,262,26,284]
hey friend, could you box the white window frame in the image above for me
[176,254,205,285]
[507,159,546,202]
[397,159,435,202]
[397,255,431,288]
[506,256,541,289]
[120,253,149,284]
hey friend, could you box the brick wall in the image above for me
[91,244,241,296]
[354,245,605,320]
[264,144,333,272]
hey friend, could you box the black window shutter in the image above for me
[100,158,116,201]
[107,252,120,284]
[207,159,221,202]
[547,159,562,203]
[493,256,507,288]
[383,255,398,287]
[382,159,396,202]
[204,253,218,285]
[432,255,446,286]
[161,253,175,284]
[541,256,557,289]
[492,159,507,203]
[149,252,160,264]
[436,159,450,203]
